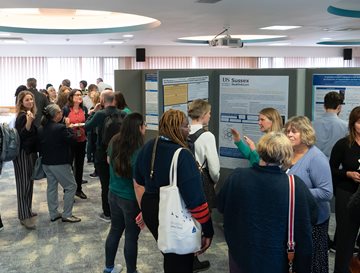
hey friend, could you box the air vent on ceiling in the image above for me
[196,0,222,3]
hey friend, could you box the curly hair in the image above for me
[284,116,316,146]
[257,132,293,170]
[159,109,188,148]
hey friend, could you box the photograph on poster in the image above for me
[218,75,289,169]
[312,74,360,121]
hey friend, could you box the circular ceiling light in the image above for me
[0,8,161,34]
[328,0,360,18]
[177,35,287,45]
[317,39,360,45]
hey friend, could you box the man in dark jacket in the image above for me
[85,90,122,222]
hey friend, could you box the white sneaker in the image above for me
[106,264,123,273]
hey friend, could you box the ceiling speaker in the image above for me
[136,48,146,62]
[344,48,352,60]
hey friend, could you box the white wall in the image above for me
[0,45,344,58]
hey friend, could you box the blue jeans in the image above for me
[105,191,140,273]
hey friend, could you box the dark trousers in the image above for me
[86,130,96,162]
[141,192,194,273]
[334,188,360,273]
[311,219,329,273]
[95,150,110,216]
[229,251,241,273]
[70,141,86,192]
[105,192,140,273]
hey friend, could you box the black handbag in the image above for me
[31,156,46,180]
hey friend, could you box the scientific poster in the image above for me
[218,75,289,169]
[162,76,209,114]
[312,74,360,122]
[145,73,159,130]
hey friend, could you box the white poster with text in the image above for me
[219,75,289,169]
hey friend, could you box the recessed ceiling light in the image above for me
[123,34,134,38]
[321,37,333,40]
[103,40,124,44]
[260,26,302,30]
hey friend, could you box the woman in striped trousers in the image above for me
[13,90,38,229]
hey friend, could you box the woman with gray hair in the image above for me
[218,132,317,273]
[284,116,333,273]
[38,104,80,223]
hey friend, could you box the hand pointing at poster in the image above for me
[230,128,241,142]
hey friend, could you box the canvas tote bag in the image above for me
[157,147,202,255]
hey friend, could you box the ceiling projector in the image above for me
[209,37,243,48]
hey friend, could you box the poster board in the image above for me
[218,75,289,169]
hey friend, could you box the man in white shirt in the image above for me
[313,91,347,159]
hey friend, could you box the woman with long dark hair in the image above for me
[330,106,360,273]
[103,113,145,273]
[114,91,131,114]
[13,90,38,229]
[63,89,88,199]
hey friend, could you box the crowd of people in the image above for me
[0,79,359,273]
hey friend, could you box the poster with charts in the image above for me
[219,75,289,169]
[312,74,360,122]
[162,76,209,114]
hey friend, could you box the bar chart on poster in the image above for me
[162,76,209,114]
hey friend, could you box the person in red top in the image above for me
[63,89,88,199]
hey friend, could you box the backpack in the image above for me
[187,128,217,208]
[0,123,20,161]
[101,111,127,147]
[187,128,206,155]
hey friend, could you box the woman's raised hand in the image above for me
[244,136,256,151]
[230,128,241,142]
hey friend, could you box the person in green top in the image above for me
[104,112,146,273]
[115,91,132,114]
[231,107,283,166]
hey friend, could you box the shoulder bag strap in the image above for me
[150,137,159,179]
[287,174,296,273]
[169,148,183,187]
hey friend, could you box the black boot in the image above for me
[193,256,210,272]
